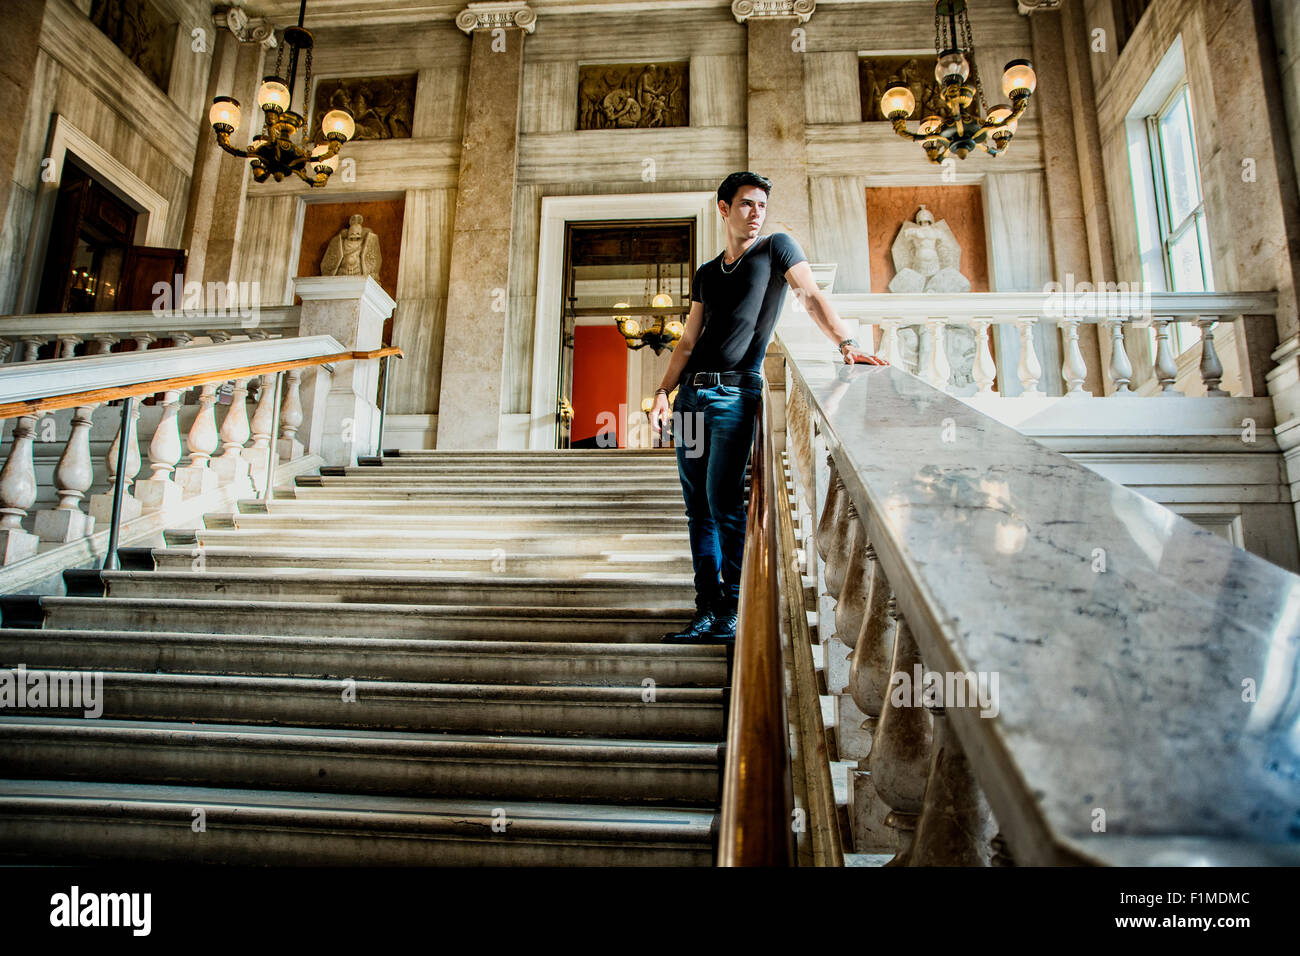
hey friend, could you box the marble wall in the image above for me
[1,0,214,315]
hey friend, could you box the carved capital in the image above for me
[213,6,278,48]
[1016,0,1061,13]
[731,0,815,23]
[456,2,537,34]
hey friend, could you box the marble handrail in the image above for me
[823,290,1277,323]
[0,336,344,406]
[0,307,299,343]
[778,334,1300,866]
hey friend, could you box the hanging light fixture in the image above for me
[614,262,684,354]
[209,0,355,186]
[880,0,1036,163]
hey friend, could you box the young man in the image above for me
[650,171,887,644]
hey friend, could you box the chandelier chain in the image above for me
[274,33,286,78]
[961,14,989,118]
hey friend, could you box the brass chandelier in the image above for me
[208,0,355,186]
[614,262,685,354]
[881,0,1037,163]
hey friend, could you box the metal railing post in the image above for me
[376,352,393,456]
[102,396,134,571]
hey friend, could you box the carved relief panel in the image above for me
[577,63,688,130]
[89,0,177,91]
[311,75,417,141]
[858,55,944,123]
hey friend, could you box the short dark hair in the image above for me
[717,171,772,206]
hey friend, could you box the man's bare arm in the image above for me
[784,260,887,365]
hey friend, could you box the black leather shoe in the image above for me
[662,609,716,643]
[706,607,738,642]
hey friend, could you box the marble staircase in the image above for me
[0,449,729,866]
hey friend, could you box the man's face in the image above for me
[720,186,767,240]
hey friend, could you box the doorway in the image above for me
[34,156,185,318]
[559,219,694,449]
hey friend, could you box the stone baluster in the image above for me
[924,319,950,391]
[56,335,81,358]
[1016,318,1043,395]
[244,373,279,495]
[0,416,41,563]
[176,382,220,499]
[20,337,43,362]
[909,701,999,866]
[868,596,934,865]
[1152,319,1179,393]
[876,320,903,367]
[134,389,184,512]
[785,383,814,507]
[1197,318,1227,396]
[1060,318,1089,396]
[819,470,850,596]
[278,368,305,462]
[89,402,143,526]
[0,339,12,363]
[33,405,97,542]
[833,503,869,649]
[972,320,996,396]
[131,332,155,352]
[212,378,253,495]
[847,544,899,853]
[1107,321,1133,393]
[89,334,117,356]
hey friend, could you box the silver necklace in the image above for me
[719,239,758,275]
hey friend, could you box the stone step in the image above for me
[0,780,714,866]
[76,568,697,609]
[303,475,685,492]
[3,596,696,642]
[215,505,688,531]
[135,546,695,577]
[0,629,728,686]
[0,669,724,739]
[0,718,721,805]
[378,449,676,460]
[331,463,682,477]
[284,487,688,508]
[166,526,691,553]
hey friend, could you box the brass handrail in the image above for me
[0,346,402,420]
[718,383,796,866]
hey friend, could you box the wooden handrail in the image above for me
[718,384,796,866]
[0,346,401,420]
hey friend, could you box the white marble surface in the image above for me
[0,335,346,405]
[784,341,1300,865]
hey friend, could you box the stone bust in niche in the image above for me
[321,214,382,279]
[888,205,970,294]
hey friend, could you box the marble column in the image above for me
[1205,0,1299,392]
[195,31,266,287]
[0,0,46,263]
[434,3,534,448]
[1027,6,1104,396]
[735,0,814,247]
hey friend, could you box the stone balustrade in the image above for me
[0,277,395,569]
[0,307,300,366]
[782,290,1277,399]
[778,334,1300,866]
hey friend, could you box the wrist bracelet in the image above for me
[838,338,860,351]
[655,387,669,395]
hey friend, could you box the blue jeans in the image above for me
[673,379,762,613]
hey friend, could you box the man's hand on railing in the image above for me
[841,342,888,365]
[650,390,672,433]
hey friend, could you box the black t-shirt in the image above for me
[683,231,808,377]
